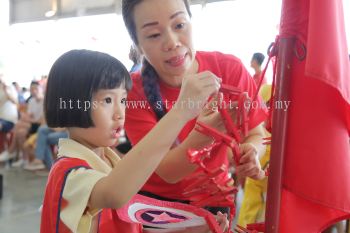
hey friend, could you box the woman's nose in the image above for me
[163,31,181,51]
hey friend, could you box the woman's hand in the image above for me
[235,143,265,181]
[216,211,229,232]
[145,211,229,233]
[175,71,221,122]
[187,211,228,233]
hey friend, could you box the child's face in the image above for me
[71,87,127,149]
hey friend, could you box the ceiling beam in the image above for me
[9,0,235,24]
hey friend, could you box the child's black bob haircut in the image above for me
[45,49,132,128]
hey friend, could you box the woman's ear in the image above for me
[136,45,143,55]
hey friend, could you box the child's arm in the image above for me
[89,71,221,210]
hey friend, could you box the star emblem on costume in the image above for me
[146,212,183,223]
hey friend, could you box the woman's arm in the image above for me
[154,94,225,184]
[156,117,266,184]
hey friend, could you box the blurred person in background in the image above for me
[12,81,26,104]
[129,45,142,73]
[0,74,18,155]
[0,81,44,165]
[250,52,266,85]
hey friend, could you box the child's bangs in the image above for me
[96,62,132,92]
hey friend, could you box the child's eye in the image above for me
[121,98,127,105]
[104,97,112,104]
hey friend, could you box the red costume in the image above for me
[40,139,142,233]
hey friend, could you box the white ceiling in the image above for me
[9,0,234,24]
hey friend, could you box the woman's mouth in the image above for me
[165,54,187,67]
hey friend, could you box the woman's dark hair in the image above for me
[45,49,131,128]
[122,0,192,120]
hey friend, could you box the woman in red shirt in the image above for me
[122,0,267,215]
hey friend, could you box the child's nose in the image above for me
[113,112,124,121]
[113,107,125,121]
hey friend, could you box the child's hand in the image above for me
[197,93,225,130]
[175,71,221,121]
[191,93,225,144]
[235,143,265,180]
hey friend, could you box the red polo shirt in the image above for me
[125,51,267,199]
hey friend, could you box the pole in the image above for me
[265,37,295,233]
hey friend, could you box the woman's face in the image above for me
[134,0,196,86]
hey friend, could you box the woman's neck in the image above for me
[159,58,199,88]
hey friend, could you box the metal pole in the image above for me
[265,37,295,233]
[0,174,3,200]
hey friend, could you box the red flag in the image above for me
[267,0,350,232]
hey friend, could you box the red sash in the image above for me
[40,157,142,233]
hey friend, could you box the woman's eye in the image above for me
[121,98,126,105]
[104,97,112,104]
[147,33,160,39]
[175,23,185,29]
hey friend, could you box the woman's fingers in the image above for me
[216,211,229,232]
[236,158,265,180]
[197,71,221,94]
[202,92,223,115]
[239,148,257,164]
[235,143,265,179]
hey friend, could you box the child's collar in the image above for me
[57,138,120,174]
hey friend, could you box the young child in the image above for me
[40,49,225,233]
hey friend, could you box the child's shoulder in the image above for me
[49,157,92,179]
[196,50,243,68]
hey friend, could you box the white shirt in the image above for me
[0,85,18,123]
[57,138,121,233]
[27,97,43,122]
